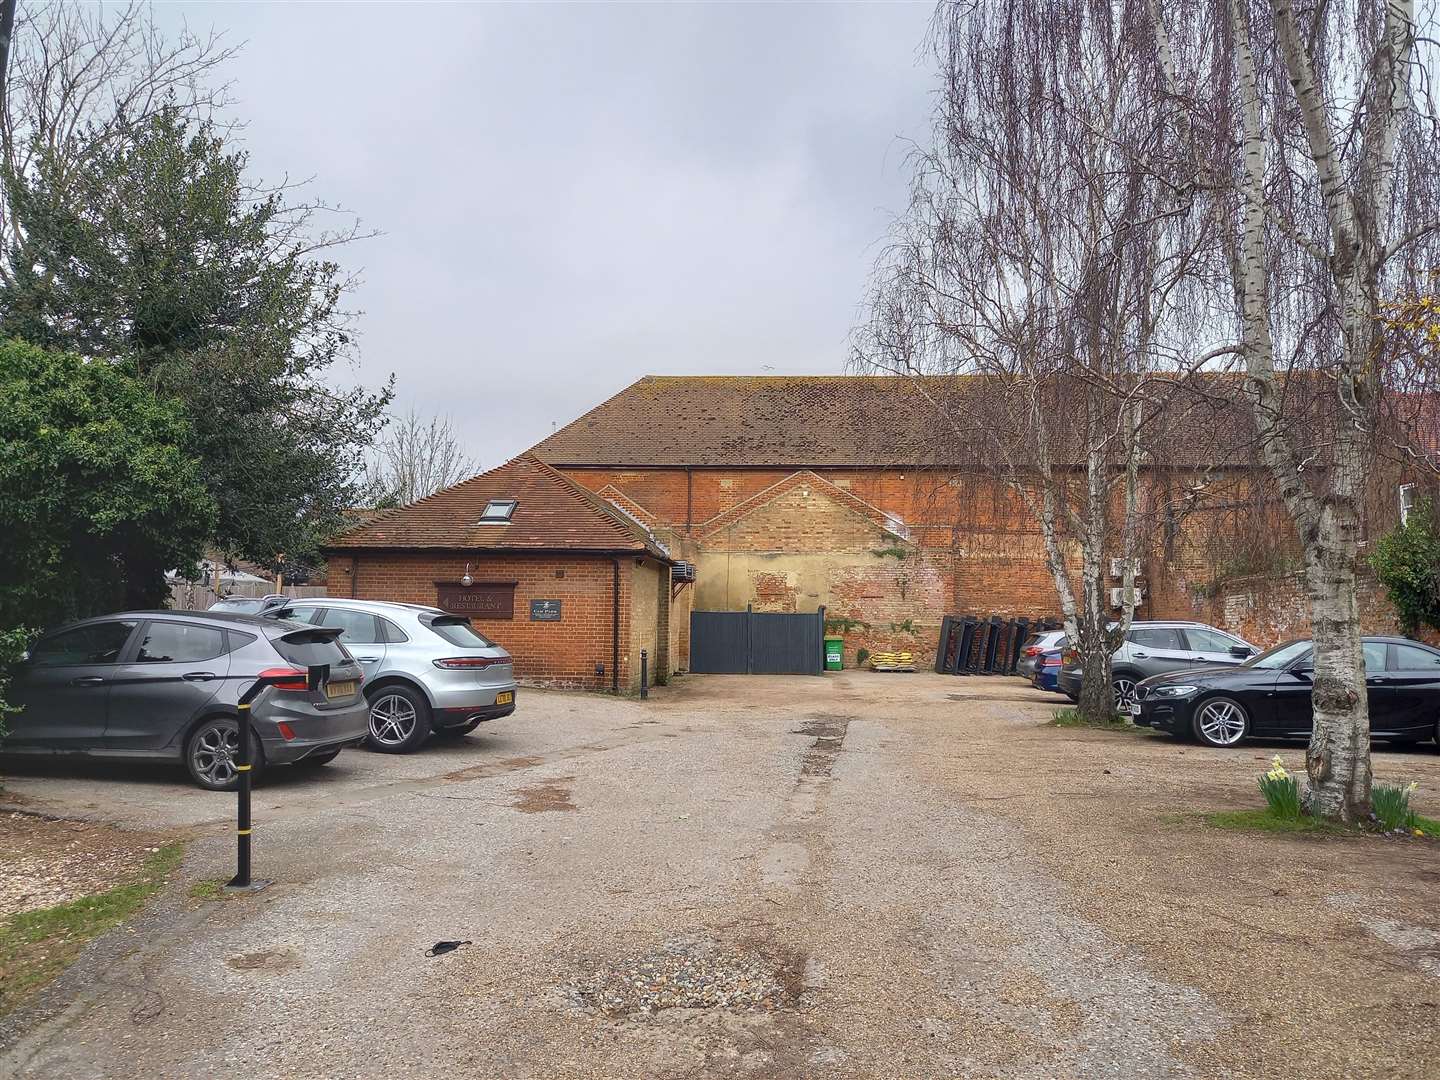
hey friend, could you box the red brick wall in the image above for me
[336,551,646,691]
[1167,566,1437,649]
[560,463,1319,669]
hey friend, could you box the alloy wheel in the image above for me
[370,693,418,747]
[1197,699,1247,746]
[192,722,240,787]
[1112,678,1137,712]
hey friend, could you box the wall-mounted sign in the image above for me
[435,582,515,620]
[530,599,562,622]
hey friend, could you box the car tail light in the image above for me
[433,656,506,669]
[1042,654,1062,667]
[1062,649,1078,666]
[258,666,310,691]
[277,721,297,741]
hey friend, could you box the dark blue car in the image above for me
[1030,647,1065,693]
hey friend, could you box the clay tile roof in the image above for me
[526,374,1259,470]
[324,455,670,559]
[527,376,939,467]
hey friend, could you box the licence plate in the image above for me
[1129,703,1142,716]
[326,680,358,700]
[495,691,514,706]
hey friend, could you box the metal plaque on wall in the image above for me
[435,582,515,619]
[530,599,562,621]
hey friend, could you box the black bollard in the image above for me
[224,665,327,894]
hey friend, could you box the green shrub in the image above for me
[1258,756,1301,819]
[1372,781,1419,831]
[1371,498,1440,636]
[856,648,870,668]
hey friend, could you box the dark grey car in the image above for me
[2,611,369,790]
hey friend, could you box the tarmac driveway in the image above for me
[3,673,1439,1079]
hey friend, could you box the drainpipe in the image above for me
[611,557,621,694]
[350,556,359,598]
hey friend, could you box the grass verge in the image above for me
[188,878,234,902]
[1051,707,1138,731]
[0,842,184,1015]
[1205,809,1440,837]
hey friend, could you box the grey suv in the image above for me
[270,599,517,753]
[2,611,368,789]
[1057,621,1257,711]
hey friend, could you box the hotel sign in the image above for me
[435,582,516,620]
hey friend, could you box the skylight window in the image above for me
[478,499,517,524]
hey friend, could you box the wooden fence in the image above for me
[166,580,328,612]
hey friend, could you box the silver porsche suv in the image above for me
[268,598,517,753]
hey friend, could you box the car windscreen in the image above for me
[272,628,352,668]
[1244,640,1312,669]
[424,616,495,649]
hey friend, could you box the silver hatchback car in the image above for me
[267,598,517,753]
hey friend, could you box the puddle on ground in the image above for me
[512,777,578,813]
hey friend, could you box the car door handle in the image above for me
[71,676,105,686]
[182,671,217,682]
[356,656,381,663]
[1132,651,1149,658]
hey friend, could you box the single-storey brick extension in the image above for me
[326,375,1417,687]
[325,455,679,692]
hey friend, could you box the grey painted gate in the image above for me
[690,607,825,675]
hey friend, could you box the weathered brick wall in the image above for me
[629,558,662,688]
[568,466,1089,668]
[336,551,649,691]
[1164,566,1435,649]
[563,463,1318,669]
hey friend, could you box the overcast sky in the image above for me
[158,1,937,468]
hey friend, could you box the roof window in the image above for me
[478,499,517,524]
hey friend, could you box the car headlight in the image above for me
[1150,685,1198,698]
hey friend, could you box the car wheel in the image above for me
[1192,696,1250,748]
[1111,675,1139,713]
[366,685,431,753]
[186,716,264,791]
[301,748,342,766]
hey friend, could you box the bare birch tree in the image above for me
[0,1,237,260]
[1147,0,1440,820]
[858,0,1221,722]
[364,409,480,508]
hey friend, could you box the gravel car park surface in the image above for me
[2,673,1439,1079]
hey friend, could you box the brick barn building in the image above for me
[522,375,1072,669]
[329,375,1427,683]
[324,455,682,693]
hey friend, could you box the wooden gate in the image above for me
[689,607,825,675]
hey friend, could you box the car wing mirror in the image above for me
[1228,645,1251,658]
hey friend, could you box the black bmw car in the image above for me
[1132,636,1440,749]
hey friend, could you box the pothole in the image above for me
[225,947,301,973]
[565,936,802,1016]
[792,716,850,778]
